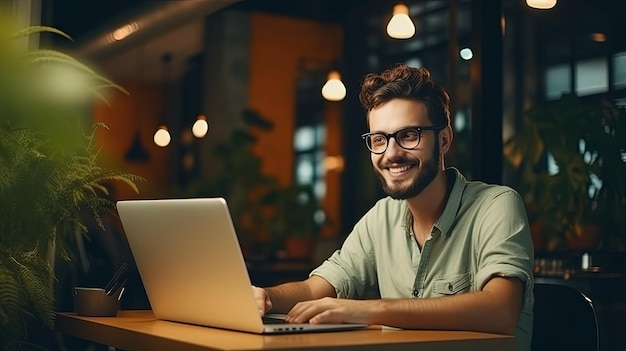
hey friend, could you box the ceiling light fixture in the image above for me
[153,53,173,147]
[153,125,171,147]
[526,0,557,10]
[192,114,209,138]
[124,46,149,162]
[321,70,346,101]
[591,32,606,43]
[387,2,415,39]
[111,22,139,41]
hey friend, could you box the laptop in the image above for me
[116,197,368,334]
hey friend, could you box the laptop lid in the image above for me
[116,197,367,334]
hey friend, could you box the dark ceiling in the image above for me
[43,0,626,82]
[42,0,366,82]
[46,0,149,40]
[46,0,626,44]
[47,0,354,42]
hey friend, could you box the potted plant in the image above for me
[179,109,280,256]
[0,24,142,350]
[504,94,626,251]
[267,183,325,260]
[180,109,326,260]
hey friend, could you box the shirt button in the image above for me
[412,289,420,297]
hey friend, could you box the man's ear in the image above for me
[439,125,453,154]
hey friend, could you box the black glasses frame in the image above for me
[360,125,446,154]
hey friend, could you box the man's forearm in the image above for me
[265,276,336,313]
[369,277,522,335]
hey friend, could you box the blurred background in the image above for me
[33,0,625,248]
[5,0,626,349]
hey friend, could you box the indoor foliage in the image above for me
[505,94,626,250]
[0,23,143,350]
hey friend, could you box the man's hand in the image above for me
[252,286,272,316]
[285,297,372,324]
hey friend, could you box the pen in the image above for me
[104,263,128,296]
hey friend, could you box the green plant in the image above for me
[0,24,143,350]
[267,183,324,241]
[504,94,626,250]
[180,109,279,250]
[180,109,325,256]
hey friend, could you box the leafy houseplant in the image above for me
[267,183,324,259]
[180,109,280,254]
[180,109,325,259]
[0,24,142,350]
[504,94,626,251]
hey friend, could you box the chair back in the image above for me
[531,283,599,351]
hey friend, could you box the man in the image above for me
[253,63,534,351]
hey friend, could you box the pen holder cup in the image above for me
[73,287,123,317]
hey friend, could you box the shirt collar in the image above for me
[401,167,467,237]
[435,167,467,237]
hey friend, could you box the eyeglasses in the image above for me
[361,125,446,154]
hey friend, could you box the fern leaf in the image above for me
[22,49,95,73]
[14,253,55,329]
[0,263,26,327]
[7,26,73,42]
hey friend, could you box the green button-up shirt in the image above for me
[311,168,534,351]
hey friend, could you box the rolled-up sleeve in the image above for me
[473,190,534,306]
[310,215,379,299]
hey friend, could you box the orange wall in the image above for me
[247,13,344,236]
[93,82,170,200]
[92,13,345,235]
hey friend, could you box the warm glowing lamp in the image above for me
[321,70,346,101]
[111,22,139,41]
[153,125,171,147]
[526,0,557,9]
[192,115,209,138]
[387,3,415,39]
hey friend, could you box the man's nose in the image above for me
[385,137,403,155]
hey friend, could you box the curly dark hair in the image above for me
[358,63,451,127]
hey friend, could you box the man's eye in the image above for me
[371,135,386,144]
[400,130,418,140]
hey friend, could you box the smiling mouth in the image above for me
[387,164,414,174]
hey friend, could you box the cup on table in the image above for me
[73,286,124,317]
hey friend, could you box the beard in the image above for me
[374,144,441,200]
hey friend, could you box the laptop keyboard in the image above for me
[262,316,288,324]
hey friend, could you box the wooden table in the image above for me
[55,310,516,351]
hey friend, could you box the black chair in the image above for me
[532,283,600,351]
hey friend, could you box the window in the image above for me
[294,124,326,200]
[294,70,327,202]
[543,56,626,100]
[575,58,608,96]
[545,64,571,100]
[613,51,626,89]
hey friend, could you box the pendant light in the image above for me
[192,114,209,138]
[387,2,415,39]
[526,0,557,9]
[124,46,149,162]
[153,125,171,147]
[153,53,172,147]
[125,130,150,161]
[321,70,346,101]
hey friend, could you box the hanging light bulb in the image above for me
[526,0,557,9]
[153,53,173,148]
[387,2,415,39]
[321,70,346,101]
[153,125,171,147]
[192,114,209,138]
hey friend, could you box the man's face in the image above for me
[368,98,441,200]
